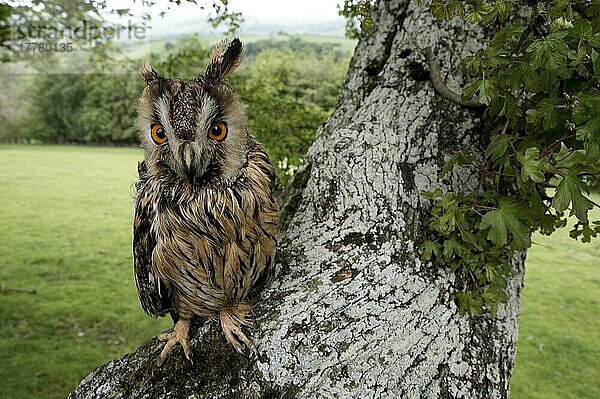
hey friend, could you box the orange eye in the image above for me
[208,122,228,141]
[150,123,167,145]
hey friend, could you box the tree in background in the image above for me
[5,35,350,186]
[0,0,242,62]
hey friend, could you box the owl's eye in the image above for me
[208,122,228,141]
[150,123,167,145]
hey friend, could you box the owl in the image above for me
[133,38,279,366]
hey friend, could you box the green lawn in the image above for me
[0,145,171,399]
[0,144,598,398]
[511,203,600,399]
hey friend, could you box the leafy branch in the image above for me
[421,0,600,315]
[423,46,485,107]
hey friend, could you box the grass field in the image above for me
[0,145,598,398]
[511,210,600,398]
[0,145,171,399]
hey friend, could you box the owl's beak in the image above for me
[179,142,197,181]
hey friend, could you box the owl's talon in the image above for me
[183,343,194,365]
[155,319,192,367]
[220,310,256,356]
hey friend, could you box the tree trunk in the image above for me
[70,1,525,398]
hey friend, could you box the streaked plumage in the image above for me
[132,38,279,365]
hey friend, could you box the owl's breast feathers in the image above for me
[133,138,279,319]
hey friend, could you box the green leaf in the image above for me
[430,0,454,20]
[526,98,558,130]
[520,63,541,92]
[477,78,498,105]
[490,23,526,51]
[485,134,510,161]
[438,212,457,235]
[480,208,508,246]
[588,33,600,49]
[575,117,600,142]
[501,202,532,249]
[494,0,513,22]
[440,151,475,178]
[571,192,594,223]
[421,188,444,200]
[457,220,482,250]
[552,169,593,223]
[526,32,569,70]
[465,2,495,24]
[481,287,499,317]
[592,49,600,76]
[549,0,572,17]
[585,141,600,163]
[462,79,482,102]
[479,198,531,248]
[500,95,522,126]
[487,96,504,118]
[552,178,573,211]
[569,18,592,40]
[539,69,560,92]
[574,94,600,141]
[420,240,441,261]
[456,291,483,315]
[517,147,547,183]
[569,222,599,243]
[528,186,547,219]
[568,46,587,67]
[443,238,463,261]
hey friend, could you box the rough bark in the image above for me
[70,1,525,398]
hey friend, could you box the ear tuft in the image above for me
[140,62,160,84]
[204,38,243,81]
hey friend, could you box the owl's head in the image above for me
[136,38,247,185]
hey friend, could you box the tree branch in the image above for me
[423,47,484,108]
[68,320,281,399]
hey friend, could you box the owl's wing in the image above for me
[133,162,171,317]
[245,138,280,296]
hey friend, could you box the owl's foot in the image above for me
[156,319,193,367]
[220,307,257,356]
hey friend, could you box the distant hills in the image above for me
[137,14,347,42]
[238,16,347,36]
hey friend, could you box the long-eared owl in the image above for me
[132,38,279,365]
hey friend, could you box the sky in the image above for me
[106,0,343,22]
[103,0,346,39]
[227,0,342,20]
